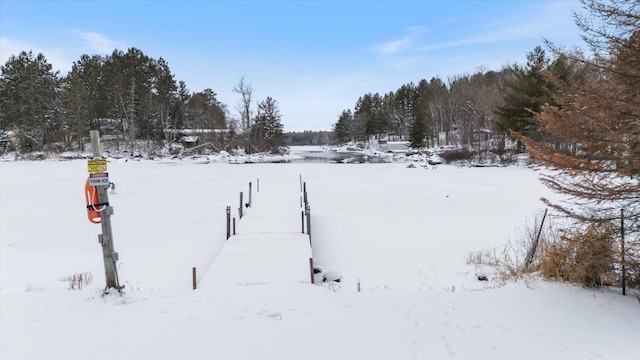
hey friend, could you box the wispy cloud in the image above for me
[418,1,580,53]
[372,26,428,55]
[76,31,126,54]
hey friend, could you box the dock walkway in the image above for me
[200,175,312,287]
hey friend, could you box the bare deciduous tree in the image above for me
[233,76,253,133]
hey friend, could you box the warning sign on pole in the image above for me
[87,159,108,173]
[89,172,110,186]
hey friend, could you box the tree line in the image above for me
[332,69,514,150]
[330,45,578,155]
[333,0,638,290]
[0,49,286,154]
[0,40,583,157]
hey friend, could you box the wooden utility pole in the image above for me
[89,130,121,291]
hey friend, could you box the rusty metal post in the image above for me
[309,258,315,284]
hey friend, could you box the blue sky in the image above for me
[1,0,584,131]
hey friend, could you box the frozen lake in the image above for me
[1,159,638,360]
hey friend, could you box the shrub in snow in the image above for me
[540,223,618,288]
[470,151,502,167]
[68,272,93,290]
[467,210,554,282]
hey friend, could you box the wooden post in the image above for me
[299,174,302,192]
[248,182,252,207]
[192,267,197,290]
[301,211,305,233]
[621,209,626,296]
[233,217,236,235]
[309,258,315,284]
[305,204,311,246]
[90,130,120,291]
[239,192,244,219]
[226,206,231,240]
[257,178,260,193]
[303,182,308,206]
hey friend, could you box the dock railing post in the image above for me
[305,204,311,246]
[303,182,307,206]
[226,206,231,240]
[309,258,315,284]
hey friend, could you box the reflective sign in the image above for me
[87,159,108,173]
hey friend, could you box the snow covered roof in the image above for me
[164,128,228,135]
[181,136,199,143]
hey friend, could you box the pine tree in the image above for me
[153,57,178,143]
[353,94,373,142]
[172,80,191,132]
[495,46,556,152]
[251,97,285,153]
[61,54,108,149]
[0,51,60,150]
[413,79,433,147]
[523,0,639,288]
[332,109,352,144]
[408,115,426,149]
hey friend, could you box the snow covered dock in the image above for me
[200,175,313,288]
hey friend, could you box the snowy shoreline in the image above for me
[1,160,637,360]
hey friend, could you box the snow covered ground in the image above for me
[1,158,638,360]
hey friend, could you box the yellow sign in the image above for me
[87,158,108,173]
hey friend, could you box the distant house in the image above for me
[180,136,200,148]
[164,128,228,148]
[385,141,410,153]
[473,129,494,142]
